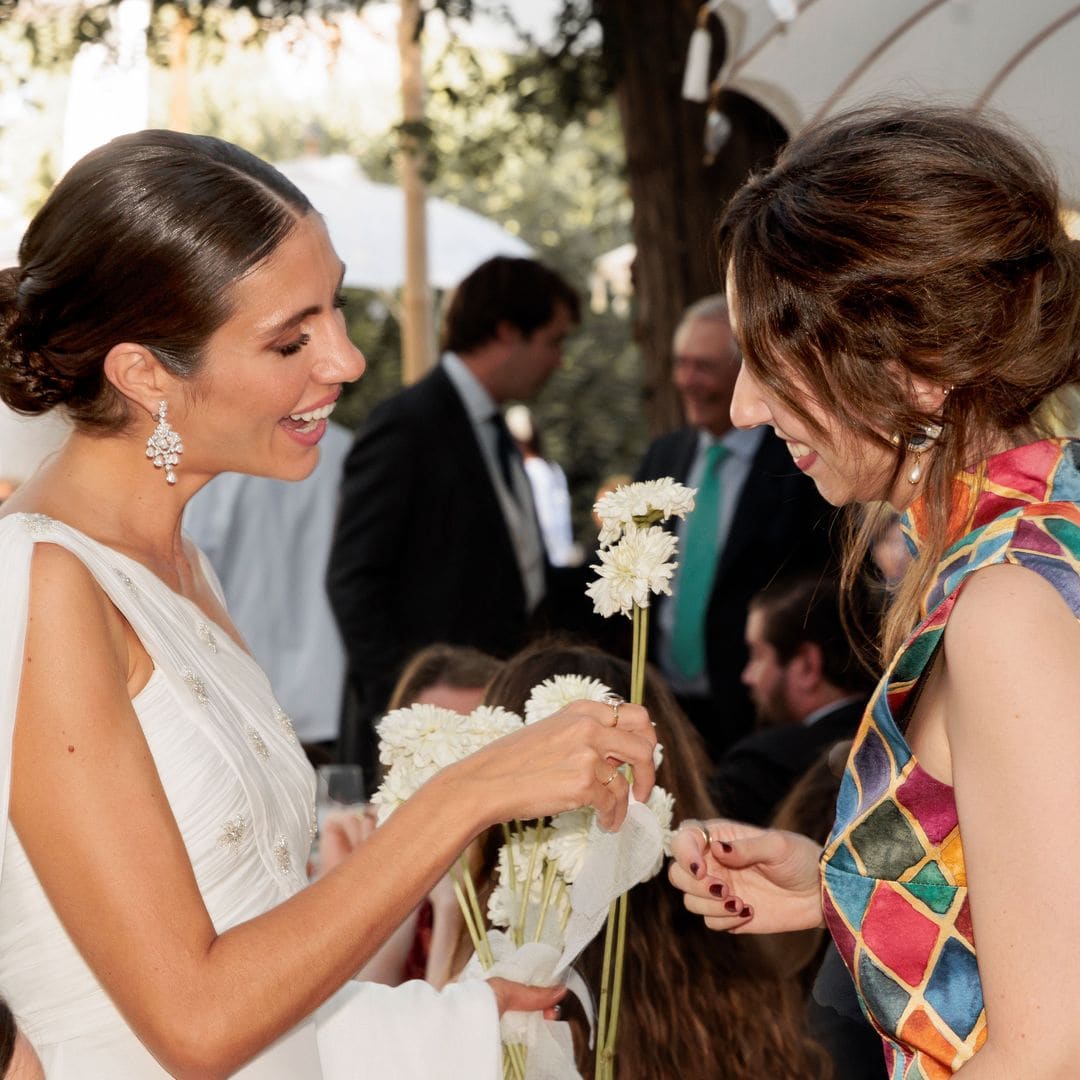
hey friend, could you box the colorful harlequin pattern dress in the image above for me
[820,438,1080,1078]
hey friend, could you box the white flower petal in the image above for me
[587,524,679,618]
[593,478,696,547]
[524,674,613,725]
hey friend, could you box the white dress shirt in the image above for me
[183,421,353,743]
[441,353,546,613]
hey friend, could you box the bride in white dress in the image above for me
[0,131,657,1078]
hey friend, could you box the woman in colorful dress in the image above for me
[670,105,1080,1078]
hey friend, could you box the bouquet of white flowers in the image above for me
[372,675,673,1080]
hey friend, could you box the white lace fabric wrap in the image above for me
[462,795,665,1080]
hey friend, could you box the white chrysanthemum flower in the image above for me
[371,758,441,825]
[586,524,679,618]
[487,874,514,929]
[487,830,550,927]
[546,808,595,883]
[594,478,696,548]
[644,785,676,877]
[376,704,462,767]
[456,705,523,753]
[524,674,613,725]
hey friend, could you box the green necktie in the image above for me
[671,443,730,680]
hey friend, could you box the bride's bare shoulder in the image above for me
[22,541,130,678]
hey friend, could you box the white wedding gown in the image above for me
[0,513,500,1078]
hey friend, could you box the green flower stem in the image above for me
[457,857,494,968]
[594,600,650,1078]
[515,822,547,947]
[452,875,487,966]
[558,880,572,933]
[503,822,519,907]
[503,1044,526,1080]
[602,889,630,1066]
[632,603,649,706]
[594,896,618,1078]
[532,858,560,943]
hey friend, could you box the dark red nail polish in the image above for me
[709,882,725,897]
[718,841,733,853]
[724,899,738,912]
[689,862,700,875]
[740,906,751,918]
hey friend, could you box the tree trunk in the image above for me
[594,0,787,436]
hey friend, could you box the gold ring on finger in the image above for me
[601,765,620,786]
[601,691,624,727]
[679,821,710,849]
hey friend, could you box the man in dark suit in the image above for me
[636,294,835,759]
[710,573,877,826]
[327,257,578,780]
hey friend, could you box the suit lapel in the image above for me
[715,432,792,580]
[429,366,527,585]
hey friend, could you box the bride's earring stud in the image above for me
[146,399,183,485]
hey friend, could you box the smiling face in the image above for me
[175,213,365,482]
[672,316,740,437]
[725,266,919,509]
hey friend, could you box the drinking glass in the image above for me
[316,764,366,835]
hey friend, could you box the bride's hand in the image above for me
[459,699,657,832]
[487,978,567,1020]
[668,818,825,935]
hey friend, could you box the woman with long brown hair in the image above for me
[672,105,1080,1077]
[487,640,831,1078]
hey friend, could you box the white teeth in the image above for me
[788,441,812,458]
[288,402,336,423]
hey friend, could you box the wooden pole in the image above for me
[397,0,433,384]
[167,10,192,133]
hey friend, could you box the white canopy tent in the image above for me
[709,0,1080,209]
[274,154,533,291]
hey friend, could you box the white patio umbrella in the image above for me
[274,154,533,291]
[710,0,1080,208]
[0,217,27,270]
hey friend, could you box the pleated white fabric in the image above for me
[0,513,499,1078]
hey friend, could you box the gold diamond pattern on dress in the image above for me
[246,725,270,760]
[21,513,53,537]
[181,668,210,707]
[274,706,297,743]
[218,815,247,850]
[198,621,219,654]
[113,568,140,597]
[273,835,293,875]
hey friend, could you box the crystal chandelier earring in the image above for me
[145,400,183,485]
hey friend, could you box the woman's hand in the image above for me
[488,978,566,1020]
[668,818,825,934]
[458,699,657,832]
[317,807,377,877]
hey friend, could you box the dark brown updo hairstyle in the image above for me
[0,996,15,1075]
[0,129,313,431]
[718,105,1080,659]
